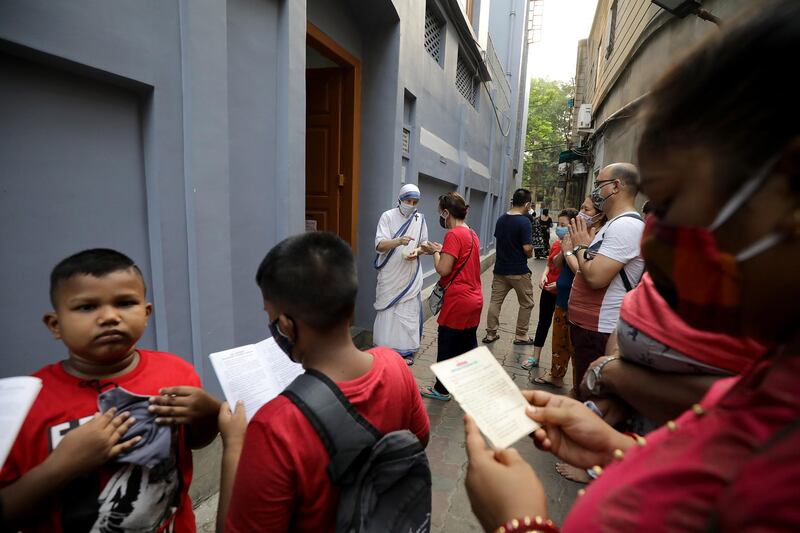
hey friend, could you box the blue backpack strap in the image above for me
[282,369,382,484]
[374,213,426,312]
[373,211,417,270]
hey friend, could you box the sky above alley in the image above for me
[528,0,599,83]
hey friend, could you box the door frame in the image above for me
[307,22,361,251]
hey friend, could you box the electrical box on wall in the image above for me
[577,104,593,129]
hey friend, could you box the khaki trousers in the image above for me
[485,273,535,338]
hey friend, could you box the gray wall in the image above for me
[0,52,157,366]
[0,0,531,380]
[577,0,750,190]
[0,0,308,389]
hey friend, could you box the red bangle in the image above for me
[624,431,647,446]
[493,516,559,533]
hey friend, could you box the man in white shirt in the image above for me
[566,163,645,397]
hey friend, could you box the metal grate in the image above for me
[424,6,444,64]
[402,128,411,154]
[456,53,478,107]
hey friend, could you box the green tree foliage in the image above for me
[523,78,573,205]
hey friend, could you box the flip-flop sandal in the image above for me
[482,335,500,344]
[513,338,536,345]
[420,387,451,401]
[404,356,415,366]
[533,375,564,387]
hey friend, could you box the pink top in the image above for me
[564,348,800,531]
[620,273,765,374]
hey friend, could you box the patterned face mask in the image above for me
[590,180,616,211]
[576,211,601,225]
[641,156,784,335]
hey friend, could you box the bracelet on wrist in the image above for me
[493,516,559,533]
[624,431,647,447]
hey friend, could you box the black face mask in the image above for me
[439,212,449,229]
[269,317,296,362]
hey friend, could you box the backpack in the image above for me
[282,369,432,533]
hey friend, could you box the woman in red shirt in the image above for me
[463,2,800,530]
[421,192,483,401]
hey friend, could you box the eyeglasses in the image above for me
[593,179,616,189]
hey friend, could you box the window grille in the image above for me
[424,6,445,64]
[456,53,478,107]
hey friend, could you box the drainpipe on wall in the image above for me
[457,104,467,194]
[506,7,516,76]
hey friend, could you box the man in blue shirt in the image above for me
[483,188,535,345]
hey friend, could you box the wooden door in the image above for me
[306,68,343,235]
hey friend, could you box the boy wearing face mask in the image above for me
[225,232,429,532]
[567,163,645,398]
[373,184,430,365]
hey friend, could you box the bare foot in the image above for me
[532,374,564,388]
[555,463,591,484]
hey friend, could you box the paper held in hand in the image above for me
[210,338,304,421]
[0,376,43,466]
[430,346,539,448]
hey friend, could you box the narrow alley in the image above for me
[413,253,579,532]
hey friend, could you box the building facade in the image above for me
[562,0,757,208]
[0,0,532,389]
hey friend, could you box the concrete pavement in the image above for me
[412,255,579,532]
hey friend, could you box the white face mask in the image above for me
[398,202,416,218]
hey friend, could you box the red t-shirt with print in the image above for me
[225,347,430,533]
[0,350,200,533]
[438,226,483,330]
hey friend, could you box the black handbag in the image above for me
[428,231,475,315]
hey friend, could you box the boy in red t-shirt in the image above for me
[223,232,430,533]
[0,249,220,532]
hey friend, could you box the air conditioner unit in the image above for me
[577,104,593,129]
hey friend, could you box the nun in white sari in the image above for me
[373,184,429,364]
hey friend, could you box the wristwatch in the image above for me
[586,356,620,395]
[572,244,588,255]
[564,250,574,257]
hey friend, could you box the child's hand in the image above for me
[149,386,222,426]
[218,401,247,450]
[48,408,141,478]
